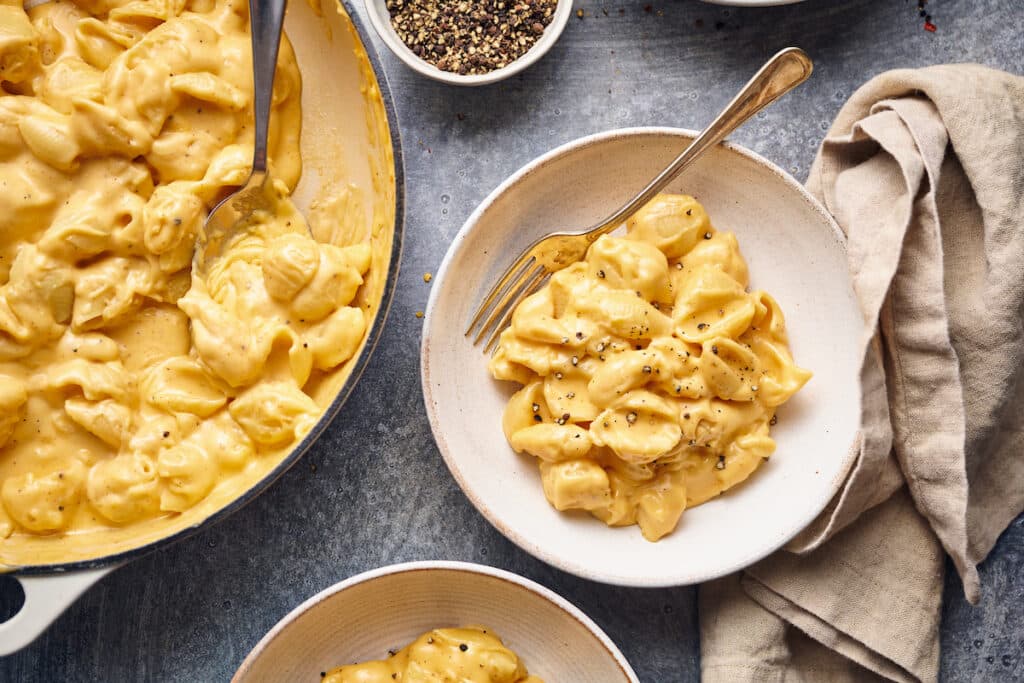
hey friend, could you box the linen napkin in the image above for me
[699,64,1024,683]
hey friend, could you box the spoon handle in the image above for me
[587,47,813,238]
[249,0,288,175]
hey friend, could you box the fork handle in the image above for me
[250,0,288,175]
[586,47,813,238]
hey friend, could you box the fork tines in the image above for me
[465,255,549,353]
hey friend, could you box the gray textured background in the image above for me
[2,0,1023,680]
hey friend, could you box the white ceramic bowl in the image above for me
[233,561,638,682]
[363,0,573,85]
[421,128,863,587]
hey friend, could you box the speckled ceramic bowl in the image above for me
[233,561,638,682]
[421,127,863,587]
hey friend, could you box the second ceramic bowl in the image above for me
[421,128,863,587]
[233,561,637,682]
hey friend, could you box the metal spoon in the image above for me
[193,0,295,275]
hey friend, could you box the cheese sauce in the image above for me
[0,0,391,567]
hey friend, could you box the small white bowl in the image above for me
[233,561,638,682]
[421,128,864,587]
[363,0,573,85]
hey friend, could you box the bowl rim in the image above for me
[421,126,857,587]
[232,560,640,682]
[362,0,574,86]
[8,0,406,576]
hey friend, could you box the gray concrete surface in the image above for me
[2,0,1022,680]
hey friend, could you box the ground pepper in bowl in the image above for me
[386,0,557,76]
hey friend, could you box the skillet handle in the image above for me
[0,566,114,655]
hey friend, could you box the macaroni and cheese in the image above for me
[323,626,542,683]
[489,194,811,541]
[0,0,374,562]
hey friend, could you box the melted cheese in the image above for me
[0,0,385,567]
[490,194,812,541]
[324,627,543,683]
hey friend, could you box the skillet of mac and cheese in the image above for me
[489,194,811,541]
[0,0,389,566]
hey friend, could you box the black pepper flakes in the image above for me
[597,269,606,278]
[532,402,540,412]
[459,643,469,652]
[770,414,778,426]
[626,411,638,424]
[642,365,652,374]
[711,345,718,355]
[703,231,712,239]
[715,455,726,470]
[387,0,557,75]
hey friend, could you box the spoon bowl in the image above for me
[194,0,299,274]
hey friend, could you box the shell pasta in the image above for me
[0,0,371,559]
[489,194,811,541]
[323,626,543,683]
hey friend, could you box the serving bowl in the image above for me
[233,561,638,682]
[362,0,573,85]
[0,0,402,653]
[421,127,862,587]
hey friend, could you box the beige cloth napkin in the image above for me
[699,64,1024,683]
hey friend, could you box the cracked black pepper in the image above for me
[386,0,557,75]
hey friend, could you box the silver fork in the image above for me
[193,0,296,276]
[465,47,813,353]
